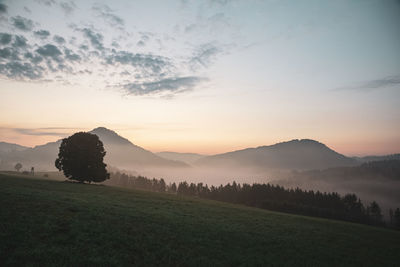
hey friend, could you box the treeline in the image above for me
[108,172,400,229]
[176,181,393,227]
[107,172,167,192]
[297,159,400,182]
[360,159,400,179]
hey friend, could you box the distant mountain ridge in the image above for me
[196,139,358,171]
[1,131,398,172]
[89,127,188,169]
[0,127,188,171]
[89,127,133,146]
[0,142,29,153]
[273,159,400,210]
[156,151,205,165]
[354,154,400,163]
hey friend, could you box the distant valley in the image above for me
[1,127,399,175]
[1,127,400,212]
[0,127,188,172]
[156,151,206,165]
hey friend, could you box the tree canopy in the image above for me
[55,132,109,183]
[14,163,22,172]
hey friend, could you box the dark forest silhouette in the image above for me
[108,171,400,230]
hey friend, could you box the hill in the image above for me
[0,142,30,169]
[0,127,187,171]
[156,151,205,165]
[89,127,187,169]
[196,139,357,171]
[274,159,400,211]
[0,172,399,266]
[0,142,29,153]
[0,140,61,171]
[355,154,400,163]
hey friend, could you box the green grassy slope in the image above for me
[0,173,399,266]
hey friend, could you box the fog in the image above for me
[1,128,399,215]
[104,159,400,216]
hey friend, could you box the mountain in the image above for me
[273,159,400,210]
[0,127,187,171]
[89,127,188,169]
[0,142,31,170]
[156,151,205,165]
[0,140,60,171]
[354,154,400,163]
[196,139,358,171]
[0,142,29,153]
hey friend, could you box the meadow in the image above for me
[0,172,399,266]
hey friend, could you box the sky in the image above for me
[0,0,399,156]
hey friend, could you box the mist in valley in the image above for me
[3,128,398,215]
[1,0,400,265]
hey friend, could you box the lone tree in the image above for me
[14,163,22,172]
[55,132,110,183]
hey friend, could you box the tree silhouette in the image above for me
[177,181,189,195]
[55,132,109,183]
[389,209,394,226]
[168,182,177,193]
[394,208,400,229]
[367,201,383,225]
[14,163,22,172]
[104,170,395,229]
[159,178,166,192]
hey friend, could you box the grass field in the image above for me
[0,172,399,266]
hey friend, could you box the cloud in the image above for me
[0,47,20,60]
[36,44,63,62]
[184,24,197,34]
[120,70,130,76]
[208,0,233,6]
[60,1,76,15]
[183,11,232,36]
[34,30,50,39]
[189,43,221,70]
[24,6,31,14]
[0,61,44,80]
[183,13,227,34]
[0,33,44,80]
[92,4,124,28]
[13,127,71,136]
[0,3,7,14]
[136,32,152,47]
[105,50,171,76]
[24,52,43,64]
[0,48,12,59]
[0,33,12,45]
[79,44,89,50]
[53,35,66,44]
[111,40,119,48]
[64,48,81,61]
[0,127,83,137]
[80,28,104,51]
[0,13,211,99]
[34,0,56,7]
[11,16,34,31]
[335,75,400,92]
[34,0,75,15]
[140,33,151,41]
[13,35,28,47]
[361,75,400,89]
[122,76,207,96]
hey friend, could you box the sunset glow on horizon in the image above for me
[0,0,399,157]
